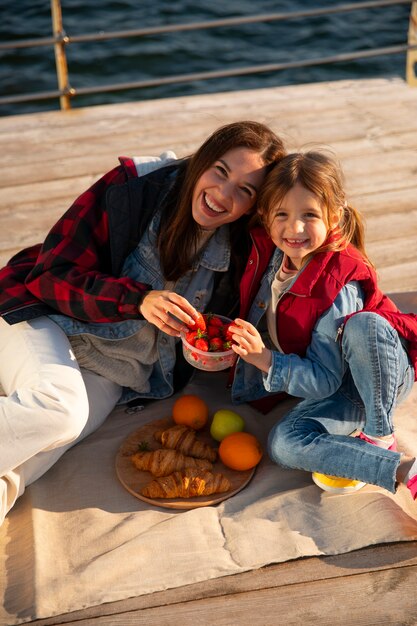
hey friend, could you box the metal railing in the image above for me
[1,0,416,111]
[408,0,417,80]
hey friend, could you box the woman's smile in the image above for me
[192,147,267,229]
[203,192,227,214]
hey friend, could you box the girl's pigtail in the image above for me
[339,202,374,267]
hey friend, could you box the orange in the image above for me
[172,394,209,430]
[218,431,263,471]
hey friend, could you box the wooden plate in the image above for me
[115,416,256,510]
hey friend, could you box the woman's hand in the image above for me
[229,318,272,373]
[139,291,198,337]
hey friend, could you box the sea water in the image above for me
[0,0,411,116]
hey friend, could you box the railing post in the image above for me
[51,0,72,109]
[407,0,417,85]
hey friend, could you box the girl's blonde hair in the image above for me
[257,150,373,266]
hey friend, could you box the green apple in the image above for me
[210,409,245,442]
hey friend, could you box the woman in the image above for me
[0,120,285,524]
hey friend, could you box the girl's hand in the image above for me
[229,318,272,373]
[139,291,198,337]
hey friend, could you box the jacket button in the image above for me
[258,301,266,309]
[248,259,254,265]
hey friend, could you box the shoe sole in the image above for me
[312,473,366,494]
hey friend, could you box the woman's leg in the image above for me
[268,314,413,493]
[21,367,122,487]
[0,316,90,474]
[0,316,88,524]
[0,317,122,524]
[1,369,121,524]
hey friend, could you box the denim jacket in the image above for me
[231,248,365,404]
[51,211,231,403]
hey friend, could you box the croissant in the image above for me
[141,468,231,499]
[154,425,217,462]
[131,448,213,477]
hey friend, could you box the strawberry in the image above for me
[209,337,224,352]
[207,325,222,339]
[188,312,206,332]
[223,323,234,342]
[185,330,199,346]
[195,338,209,352]
[207,314,223,328]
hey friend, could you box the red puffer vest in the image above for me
[274,244,417,380]
[234,237,417,413]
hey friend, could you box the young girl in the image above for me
[229,150,417,499]
[0,121,286,525]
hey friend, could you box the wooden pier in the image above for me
[1,77,417,625]
[1,76,417,293]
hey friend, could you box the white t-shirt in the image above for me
[266,255,299,350]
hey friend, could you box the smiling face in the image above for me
[267,182,339,270]
[191,147,267,230]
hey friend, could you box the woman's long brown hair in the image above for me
[158,121,286,281]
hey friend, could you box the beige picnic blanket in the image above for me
[1,295,417,625]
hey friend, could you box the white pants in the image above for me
[0,316,122,525]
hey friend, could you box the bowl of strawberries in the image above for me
[181,313,237,371]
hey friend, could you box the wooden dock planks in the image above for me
[1,77,417,291]
[1,77,417,624]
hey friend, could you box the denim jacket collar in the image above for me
[149,208,231,273]
[197,224,230,272]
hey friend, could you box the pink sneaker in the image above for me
[407,474,417,500]
[357,432,397,451]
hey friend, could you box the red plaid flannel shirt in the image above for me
[0,157,150,324]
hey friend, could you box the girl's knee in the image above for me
[267,412,329,470]
[267,420,299,469]
[343,311,392,343]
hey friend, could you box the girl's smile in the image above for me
[268,182,339,270]
[284,238,309,248]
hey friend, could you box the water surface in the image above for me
[0,0,411,116]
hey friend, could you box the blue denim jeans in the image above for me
[267,312,415,492]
